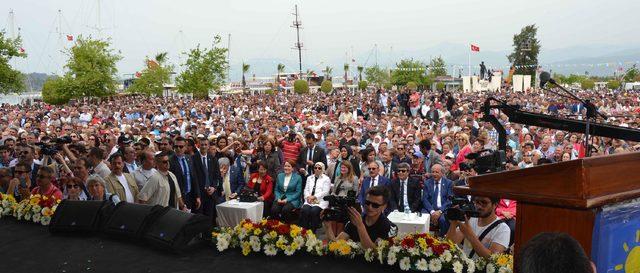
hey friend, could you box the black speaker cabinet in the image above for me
[49,200,110,234]
[102,202,168,240]
[143,208,211,251]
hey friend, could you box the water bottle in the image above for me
[404,206,411,220]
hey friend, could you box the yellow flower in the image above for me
[417,238,427,250]
[253,229,262,236]
[291,242,299,250]
[496,254,512,267]
[290,225,301,237]
[260,219,267,225]
[41,207,54,217]
[328,241,339,252]
[241,242,251,256]
[269,231,277,238]
[339,244,351,256]
[242,222,254,231]
[29,197,40,205]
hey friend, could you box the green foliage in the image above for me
[383,82,393,90]
[320,80,333,93]
[42,75,74,105]
[324,66,333,79]
[264,89,275,95]
[406,81,418,90]
[607,80,621,90]
[436,82,446,91]
[392,59,427,87]
[242,63,250,88]
[358,80,368,90]
[507,25,541,77]
[428,56,447,77]
[623,65,639,82]
[364,65,390,87]
[580,78,595,90]
[293,79,309,94]
[357,66,364,81]
[176,35,228,99]
[41,36,121,103]
[0,31,27,94]
[127,52,173,96]
[276,63,285,82]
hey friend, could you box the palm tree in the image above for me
[343,63,350,82]
[324,66,333,80]
[242,63,250,89]
[277,63,285,82]
[154,52,168,64]
[357,66,364,82]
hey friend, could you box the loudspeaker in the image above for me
[103,202,168,240]
[143,208,211,251]
[49,200,111,234]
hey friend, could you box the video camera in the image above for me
[443,196,480,221]
[464,149,506,174]
[321,191,359,223]
[35,136,73,156]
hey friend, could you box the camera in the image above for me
[464,149,506,174]
[443,196,480,221]
[35,136,73,156]
[288,132,296,142]
[321,191,359,223]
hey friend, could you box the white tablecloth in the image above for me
[216,199,264,227]
[387,211,430,235]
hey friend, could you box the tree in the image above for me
[324,66,333,80]
[42,35,121,102]
[623,65,639,82]
[357,66,364,82]
[42,75,74,105]
[321,80,332,93]
[176,35,228,99]
[358,80,368,91]
[343,63,349,82]
[391,59,427,87]
[276,63,285,82]
[406,81,418,90]
[365,65,390,87]
[436,82,445,91]
[580,78,595,90]
[0,31,27,94]
[607,79,621,90]
[294,79,308,94]
[507,25,541,77]
[127,52,173,97]
[428,56,447,77]
[242,63,250,89]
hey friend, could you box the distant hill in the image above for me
[24,72,56,92]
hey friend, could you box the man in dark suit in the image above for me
[419,139,442,177]
[169,136,201,212]
[380,150,396,181]
[388,163,421,213]
[296,133,327,186]
[192,137,222,222]
[359,161,391,207]
[421,163,454,236]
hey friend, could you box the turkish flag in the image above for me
[66,35,73,41]
[471,44,480,52]
[135,71,142,78]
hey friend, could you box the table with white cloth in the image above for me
[216,199,264,227]
[387,211,430,235]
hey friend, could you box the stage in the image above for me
[0,219,392,273]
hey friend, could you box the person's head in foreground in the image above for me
[519,232,595,273]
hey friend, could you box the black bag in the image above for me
[143,208,211,252]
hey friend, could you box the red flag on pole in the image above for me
[66,35,74,41]
[471,44,480,52]
[135,71,142,78]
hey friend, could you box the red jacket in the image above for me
[247,173,274,202]
[495,199,517,219]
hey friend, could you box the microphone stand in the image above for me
[542,81,607,157]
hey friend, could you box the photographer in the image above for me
[323,186,397,250]
[445,196,510,259]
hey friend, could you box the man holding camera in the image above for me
[323,186,398,249]
[445,196,510,259]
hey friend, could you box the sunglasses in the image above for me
[66,184,80,189]
[14,170,29,174]
[365,200,384,208]
[314,166,323,170]
[174,145,184,149]
[368,167,378,171]
[397,169,408,173]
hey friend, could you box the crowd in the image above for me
[1,85,639,261]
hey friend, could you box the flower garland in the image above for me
[370,232,476,272]
[0,192,17,218]
[474,254,513,273]
[326,239,363,259]
[12,194,60,226]
[211,219,324,256]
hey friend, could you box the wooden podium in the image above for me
[455,151,640,256]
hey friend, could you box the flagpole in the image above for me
[468,43,471,77]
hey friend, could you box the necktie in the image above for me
[370,176,376,188]
[307,148,314,173]
[386,163,391,178]
[399,180,405,209]
[180,157,191,193]
[434,182,440,209]
[202,156,210,187]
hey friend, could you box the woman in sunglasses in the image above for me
[62,177,86,201]
[298,162,331,231]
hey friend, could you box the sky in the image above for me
[3,0,640,77]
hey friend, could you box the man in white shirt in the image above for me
[132,150,156,190]
[445,196,510,259]
[88,147,111,179]
[138,152,186,210]
[104,153,139,203]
